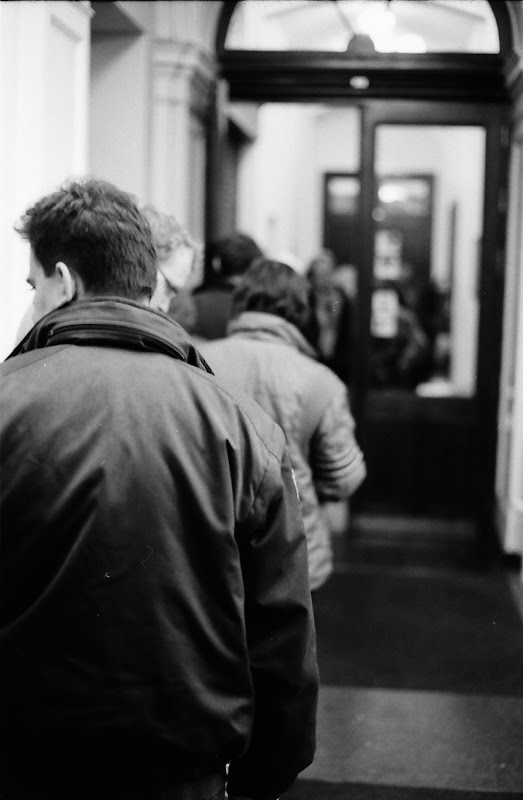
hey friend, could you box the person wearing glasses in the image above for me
[141,204,201,331]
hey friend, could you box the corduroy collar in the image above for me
[226,312,317,359]
[7,296,213,374]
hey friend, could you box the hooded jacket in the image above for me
[201,312,366,591]
[0,298,318,800]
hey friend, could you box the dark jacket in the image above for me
[0,298,318,800]
[192,279,237,340]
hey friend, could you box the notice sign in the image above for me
[373,229,403,281]
[371,289,399,338]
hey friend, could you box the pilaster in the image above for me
[150,39,216,228]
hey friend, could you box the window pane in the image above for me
[225,0,499,54]
[370,125,486,397]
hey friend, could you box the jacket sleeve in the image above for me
[310,382,366,500]
[227,443,319,800]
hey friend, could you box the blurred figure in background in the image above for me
[330,263,358,386]
[141,204,201,331]
[306,249,347,369]
[192,232,262,340]
[201,259,366,591]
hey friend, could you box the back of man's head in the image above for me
[16,178,157,300]
[231,258,317,344]
[210,232,262,280]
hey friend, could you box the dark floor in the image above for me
[286,515,523,799]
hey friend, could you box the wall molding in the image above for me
[153,40,215,117]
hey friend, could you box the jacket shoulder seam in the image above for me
[0,345,71,378]
[184,364,285,464]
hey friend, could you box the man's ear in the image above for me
[211,255,222,274]
[55,262,78,303]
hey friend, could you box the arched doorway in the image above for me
[210,1,514,537]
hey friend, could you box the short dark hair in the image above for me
[16,178,157,300]
[231,259,317,341]
[210,232,263,278]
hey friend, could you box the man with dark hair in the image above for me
[20,178,158,313]
[192,232,263,340]
[0,180,318,800]
[201,259,366,592]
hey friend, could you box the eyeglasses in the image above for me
[158,268,179,297]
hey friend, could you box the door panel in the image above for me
[354,104,505,521]
[228,98,505,525]
[370,125,484,397]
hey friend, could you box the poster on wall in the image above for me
[373,229,403,280]
[371,288,399,338]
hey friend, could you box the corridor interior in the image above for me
[286,516,523,799]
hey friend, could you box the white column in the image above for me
[150,41,215,231]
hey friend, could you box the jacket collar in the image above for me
[7,296,213,374]
[227,312,316,359]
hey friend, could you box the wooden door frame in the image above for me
[355,101,508,408]
[209,1,513,528]
[215,2,516,64]
[215,2,514,105]
[353,101,509,526]
[210,1,514,245]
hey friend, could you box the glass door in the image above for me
[354,103,506,522]
[370,126,484,397]
[223,98,506,525]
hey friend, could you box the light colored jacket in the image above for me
[201,311,366,590]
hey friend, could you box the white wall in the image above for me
[0,1,91,359]
[90,32,152,200]
[237,104,360,268]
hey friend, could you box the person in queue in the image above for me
[192,232,263,340]
[0,178,318,800]
[141,204,201,331]
[200,258,367,592]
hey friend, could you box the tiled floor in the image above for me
[303,686,523,792]
[289,517,523,798]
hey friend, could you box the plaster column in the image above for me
[150,40,215,231]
